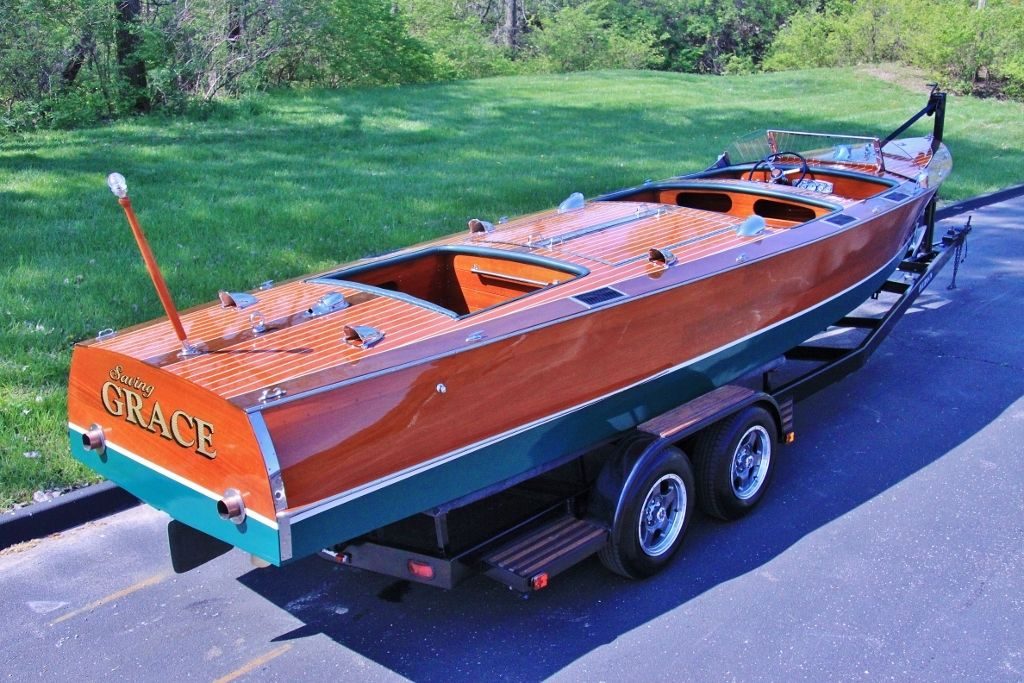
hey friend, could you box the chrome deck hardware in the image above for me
[557,191,585,213]
[648,247,677,267]
[737,215,767,237]
[218,290,259,309]
[259,386,287,402]
[468,218,495,235]
[306,291,348,317]
[249,311,267,334]
[343,324,384,348]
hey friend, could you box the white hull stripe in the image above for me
[289,249,903,524]
[67,422,278,530]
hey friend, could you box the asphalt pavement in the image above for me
[1,195,1022,682]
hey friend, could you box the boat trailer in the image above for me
[320,216,972,593]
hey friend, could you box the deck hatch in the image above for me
[825,214,856,226]
[882,191,910,202]
[571,287,626,308]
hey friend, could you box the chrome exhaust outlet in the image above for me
[217,488,246,525]
[81,424,106,454]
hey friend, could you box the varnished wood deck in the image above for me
[85,149,933,405]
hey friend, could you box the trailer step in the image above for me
[880,279,910,295]
[785,345,849,362]
[483,516,608,591]
[834,315,882,330]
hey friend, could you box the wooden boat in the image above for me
[67,97,952,568]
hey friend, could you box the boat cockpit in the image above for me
[600,129,901,229]
[311,246,588,318]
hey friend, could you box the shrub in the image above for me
[528,2,659,73]
[766,0,1024,100]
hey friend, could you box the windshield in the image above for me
[725,129,884,172]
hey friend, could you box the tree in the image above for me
[115,0,149,110]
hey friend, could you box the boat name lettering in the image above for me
[108,364,155,398]
[100,370,216,458]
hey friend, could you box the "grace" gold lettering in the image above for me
[99,380,217,458]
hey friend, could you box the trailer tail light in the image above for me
[785,431,796,444]
[408,560,435,580]
[530,572,549,591]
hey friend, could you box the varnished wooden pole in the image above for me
[115,193,191,349]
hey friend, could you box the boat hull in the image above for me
[268,196,926,560]
[281,244,906,558]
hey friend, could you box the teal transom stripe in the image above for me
[68,428,281,565]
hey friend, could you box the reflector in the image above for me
[407,560,435,580]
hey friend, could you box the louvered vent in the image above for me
[572,287,625,308]
[825,214,856,226]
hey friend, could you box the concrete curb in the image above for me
[0,482,138,550]
[1,183,1021,552]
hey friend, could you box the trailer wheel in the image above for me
[599,444,695,579]
[694,405,777,521]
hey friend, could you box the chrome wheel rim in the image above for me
[637,473,686,557]
[731,425,771,500]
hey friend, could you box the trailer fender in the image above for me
[589,433,682,532]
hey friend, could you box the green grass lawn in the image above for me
[2,68,1022,508]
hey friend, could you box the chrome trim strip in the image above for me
[277,512,293,562]
[67,422,279,530]
[532,207,662,248]
[305,279,460,319]
[249,412,288,512]
[768,129,880,143]
[284,250,902,525]
[318,245,591,279]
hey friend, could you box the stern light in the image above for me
[106,172,203,359]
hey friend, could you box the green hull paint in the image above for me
[287,254,901,560]
[69,430,281,564]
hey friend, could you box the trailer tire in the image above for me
[694,405,777,521]
[599,444,695,579]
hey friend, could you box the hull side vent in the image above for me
[572,287,625,308]
[825,213,856,226]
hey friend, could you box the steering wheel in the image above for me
[747,151,809,187]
